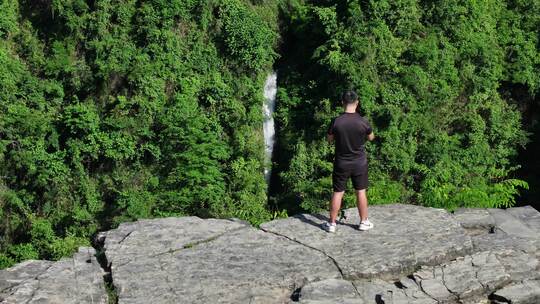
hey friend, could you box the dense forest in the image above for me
[270,0,540,213]
[0,0,538,268]
[0,0,280,268]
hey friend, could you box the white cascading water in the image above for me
[263,71,277,184]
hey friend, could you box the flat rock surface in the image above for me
[103,218,340,304]
[1,204,539,304]
[453,208,495,234]
[261,204,474,280]
[298,278,361,304]
[97,216,250,269]
[491,279,540,304]
[0,247,107,304]
[488,208,538,238]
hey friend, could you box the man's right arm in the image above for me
[367,132,375,141]
[327,118,335,143]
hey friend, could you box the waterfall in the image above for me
[263,71,277,184]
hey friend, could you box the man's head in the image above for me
[341,90,358,106]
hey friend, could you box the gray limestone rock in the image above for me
[298,277,439,304]
[97,216,250,268]
[471,251,512,292]
[491,279,540,304]
[0,247,107,304]
[394,277,438,304]
[298,278,362,304]
[305,249,523,304]
[413,267,455,302]
[506,206,540,231]
[440,255,485,301]
[104,218,341,304]
[0,260,53,297]
[453,208,495,234]
[1,204,539,304]
[488,208,538,238]
[472,232,540,255]
[493,249,540,282]
[261,204,473,280]
[354,278,419,304]
[406,251,512,303]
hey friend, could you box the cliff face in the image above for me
[1,204,539,304]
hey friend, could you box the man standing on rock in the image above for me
[323,90,375,233]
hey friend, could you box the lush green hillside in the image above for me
[0,0,279,268]
[1,0,539,268]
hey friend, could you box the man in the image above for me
[323,90,375,233]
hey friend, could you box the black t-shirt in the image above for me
[327,112,373,163]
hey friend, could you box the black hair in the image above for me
[341,90,358,105]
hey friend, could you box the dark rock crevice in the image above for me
[290,287,301,302]
[116,230,134,245]
[488,292,511,303]
[93,236,118,304]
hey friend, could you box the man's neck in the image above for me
[343,106,356,113]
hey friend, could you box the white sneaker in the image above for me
[359,219,373,231]
[322,222,336,233]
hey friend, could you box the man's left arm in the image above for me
[365,119,375,141]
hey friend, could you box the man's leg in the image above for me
[329,191,345,223]
[352,162,369,222]
[355,189,368,222]
[329,163,347,224]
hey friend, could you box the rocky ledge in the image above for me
[1,204,539,304]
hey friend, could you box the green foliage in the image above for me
[0,0,18,38]
[218,0,279,71]
[0,254,15,269]
[272,0,536,214]
[0,0,279,268]
[6,243,39,262]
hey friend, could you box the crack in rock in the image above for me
[440,265,460,303]
[116,230,134,245]
[111,226,252,271]
[150,226,251,258]
[258,227,363,299]
[93,236,119,304]
[24,277,40,304]
[472,256,487,291]
[259,228,345,279]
